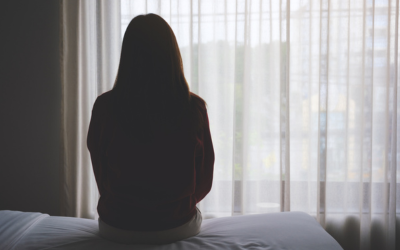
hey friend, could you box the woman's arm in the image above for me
[194,109,215,203]
[87,96,106,196]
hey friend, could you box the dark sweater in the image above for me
[87,90,214,231]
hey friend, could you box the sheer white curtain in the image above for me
[61,0,400,249]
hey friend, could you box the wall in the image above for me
[0,0,61,215]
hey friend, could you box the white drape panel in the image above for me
[61,0,400,249]
[60,0,120,218]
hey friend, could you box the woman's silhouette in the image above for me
[87,14,214,244]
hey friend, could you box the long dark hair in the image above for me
[111,13,205,143]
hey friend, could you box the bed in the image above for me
[0,210,343,250]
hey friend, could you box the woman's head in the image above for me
[113,13,189,105]
[111,14,205,143]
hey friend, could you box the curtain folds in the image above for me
[60,0,121,218]
[61,1,400,249]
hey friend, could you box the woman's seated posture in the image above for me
[87,14,214,245]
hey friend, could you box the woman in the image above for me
[87,14,214,244]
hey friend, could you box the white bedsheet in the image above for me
[0,210,343,250]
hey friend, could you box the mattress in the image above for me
[0,210,343,250]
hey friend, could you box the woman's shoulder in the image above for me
[97,90,113,102]
[93,90,113,108]
[91,90,114,118]
[190,92,207,111]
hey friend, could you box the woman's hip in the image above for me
[98,207,202,245]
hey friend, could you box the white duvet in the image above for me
[0,210,343,250]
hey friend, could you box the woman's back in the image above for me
[87,90,214,232]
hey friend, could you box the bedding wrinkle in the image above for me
[0,211,49,250]
[11,214,49,249]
